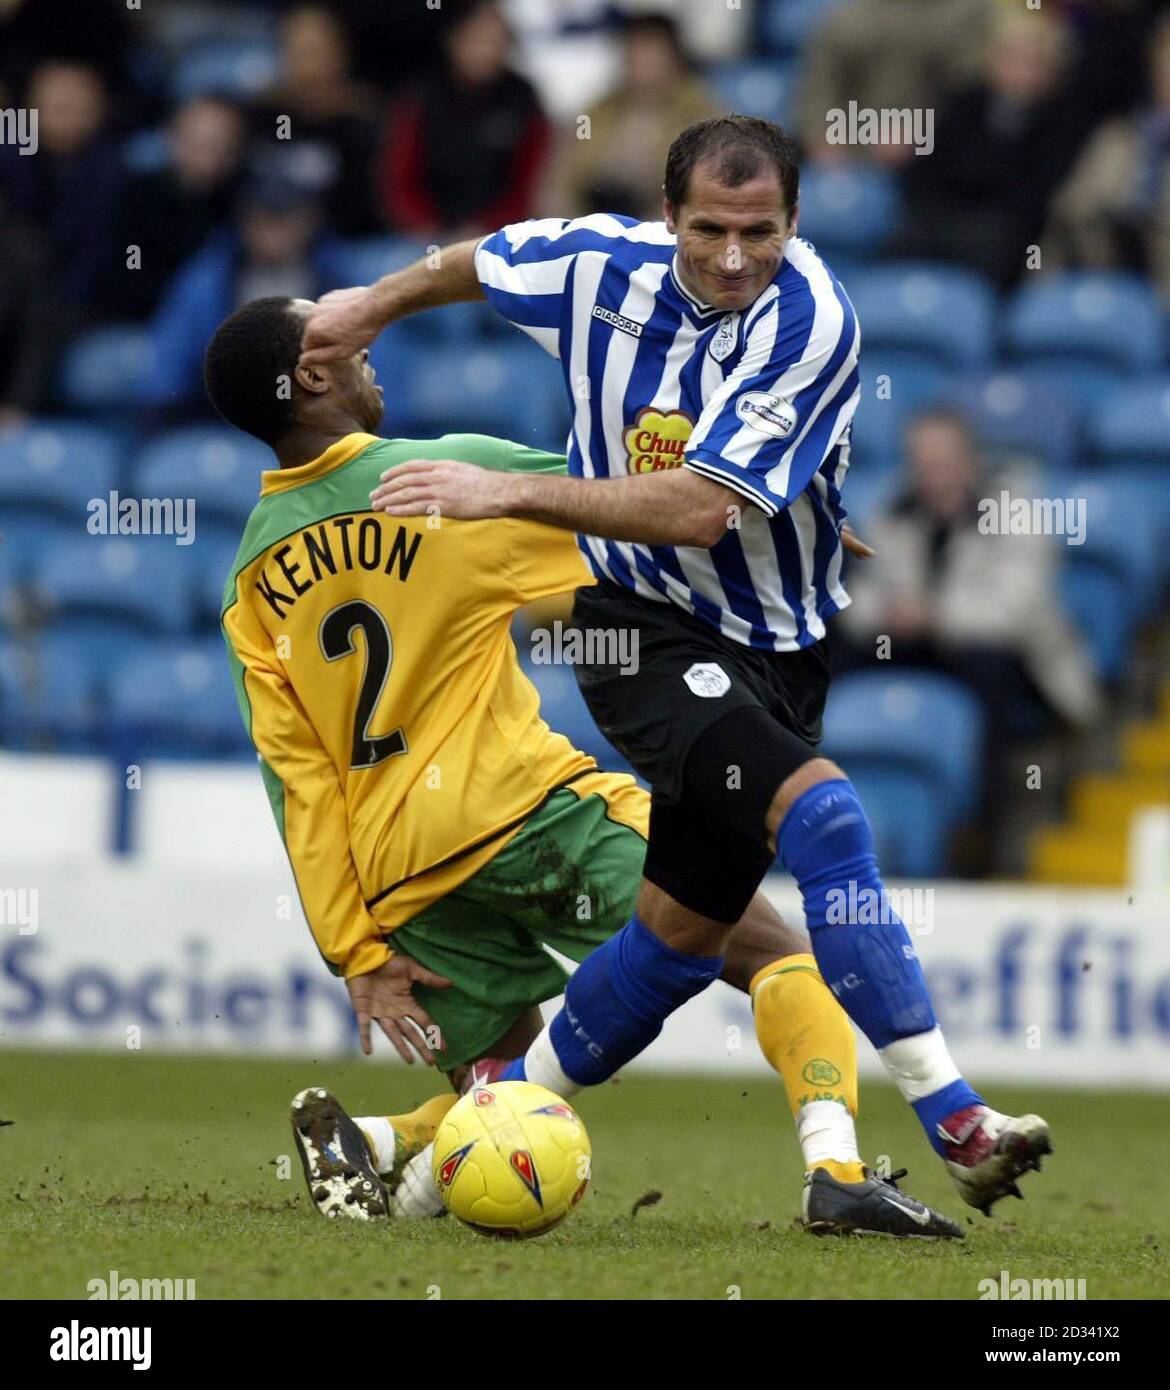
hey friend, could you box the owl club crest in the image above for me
[622,407,693,474]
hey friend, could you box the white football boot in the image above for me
[939,1104,1052,1215]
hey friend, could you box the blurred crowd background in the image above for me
[1,0,1169,886]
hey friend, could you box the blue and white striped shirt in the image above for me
[474,214,860,651]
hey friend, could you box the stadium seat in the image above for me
[844,764,948,878]
[944,371,1079,475]
[709,61,797,127]
[1088,375,1170,467]
[190,534,246,628]
[1002,274,1162,400]
[823,670,984,825]
[399,341,569,451]
[134,427,267,530]
[1060,475,1163,619]
[34,536,190,636]
[107,639,249,756]
[1,632,114,746]
[58,326,156,412]
[0,422,121,518]
[170,39,278,102]
[318,236,430,291]
[757,0,847,54]
[796,167,899,263]
[1060,564,1133,683]
[846,263,995,367]
[849,350,950,475]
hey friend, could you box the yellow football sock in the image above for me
[750,953,865,1184]
[357,1093,458,1183]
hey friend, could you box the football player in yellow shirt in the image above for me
[206,295,960,1239]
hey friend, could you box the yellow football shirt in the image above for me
[222,431,642,978]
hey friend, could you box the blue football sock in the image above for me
[504,914,723,1088]
[777,777,981,1150]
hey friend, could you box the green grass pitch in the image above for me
[1,1050,1165,1301]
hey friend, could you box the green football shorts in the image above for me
[391,787,647,1071]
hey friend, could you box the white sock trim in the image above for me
[354,1116,398,1175]
[520,1024,580,1098]
[878,1026,962,1103]
[796,1098,860,1167]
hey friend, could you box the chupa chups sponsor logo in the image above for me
[623,406,693,473]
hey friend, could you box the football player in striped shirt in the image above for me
[312,115,1052,1217]
[206,293,960,1238]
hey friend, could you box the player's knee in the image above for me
[765,756,846,845]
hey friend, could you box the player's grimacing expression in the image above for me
[291,298,384,431]
[665,160,794,313]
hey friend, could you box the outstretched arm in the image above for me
[369,457,739,548]
[300,238,484,366]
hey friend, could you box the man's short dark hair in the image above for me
[203,297,304,445]
[664,115,799,219]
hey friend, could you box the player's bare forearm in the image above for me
[369,459,737,548]
[301,239,484,365]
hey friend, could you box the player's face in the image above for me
[291,299,384,430]
[666,162,793,313]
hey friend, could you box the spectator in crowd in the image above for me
[0,0,130,110]
[550,12,717,220]
[0,189,59,430]
[0,60,123,323]
[1045,10,1170,300]
[795,0,989,165]
[378,0,549,237]
[835,407,1102,740]
[105,97,247,322]
[145,174,338,412]
[888,9,1084,286]
[249,4,384,237]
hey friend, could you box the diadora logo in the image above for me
[623,406,693,474]
[437,1142,475,1187]
[592,304,643,337]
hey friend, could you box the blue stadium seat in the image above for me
[1060,564,1132,683]
[1,632,121,744]
[1088,375,1170,467]
[0,516,81,581]
[134,427,267,529]
[170,39,278,102]
[0,422,121,518]
[34,537,190,636]
[190,534,245,628]
[318,237,429,291]
[59,326,156,412]
[846,263,995,367]
[1061,475,1163,620]
[519,652,638,780]
[1002,274,1162,398]
[849,350,950,474]
[107,639,248,756]
[823,670,983,825]
[944,371,1079,475]
[399,342,569,451]
[758,0,847,54]
[710,61,797,126]
[844,765,948,878]
[796,167,899,263]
